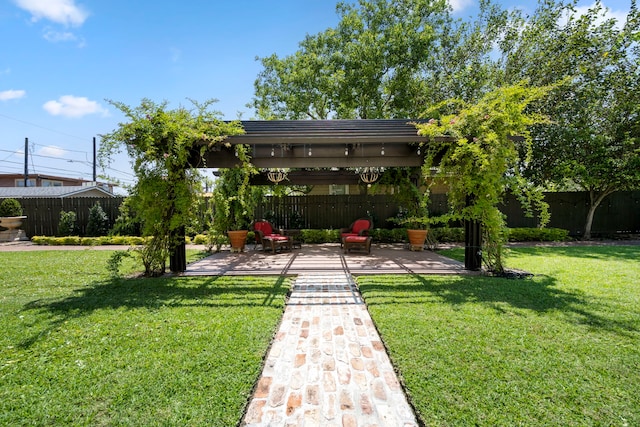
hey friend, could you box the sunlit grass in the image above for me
[359,245,640,426]
[0,250,288,426]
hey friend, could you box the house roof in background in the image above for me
[0,186,116,199]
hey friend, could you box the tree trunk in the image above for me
[583,189,614,240]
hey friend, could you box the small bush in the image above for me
[106,250,134,278]
[86,202,110,237]
[57,210,78,236]
[0,198,23,217]
[301,229,340,243]
[371,228,409,243]
[430,227,465,243]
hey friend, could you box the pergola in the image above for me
[181,119,481,271]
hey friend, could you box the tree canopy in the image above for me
[501,0,640,238]
[252,0,507,119]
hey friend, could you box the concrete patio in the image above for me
[182,242,470,277]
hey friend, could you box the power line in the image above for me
[0,113,90,141]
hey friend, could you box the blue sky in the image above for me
[0,0,632,188]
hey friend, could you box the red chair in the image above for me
[253,220,291,253]
[340,218,373,245]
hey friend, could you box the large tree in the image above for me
[502,0,640,239]
[252,0,509,119]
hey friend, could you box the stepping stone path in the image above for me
[240,273,419,426]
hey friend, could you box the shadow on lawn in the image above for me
[19,275,288,349]
[507,244,640,261]
[360,274,638,336]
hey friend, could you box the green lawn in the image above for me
[358,245,640,426]
[0,250,289,426]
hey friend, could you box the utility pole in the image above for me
[24,137,29,187]
[93,137,97,182]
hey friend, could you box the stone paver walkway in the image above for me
[240,273,418,427]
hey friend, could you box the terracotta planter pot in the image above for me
[227,230,248,253]
[407,229,428,251]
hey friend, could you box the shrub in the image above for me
[301,229,340,243]
[110,197,142,236]
[430,227,465,243]
[0,198,23,217]
[507,227,570,242]
[57,210,78,236]
[86,202,110,237]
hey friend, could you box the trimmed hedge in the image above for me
[31,236,147,246]
[31,227,570,247]
[507,227,570,242]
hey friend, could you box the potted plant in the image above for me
[211,145,260,252]
[380,168,431,250]
[0,198,28,242]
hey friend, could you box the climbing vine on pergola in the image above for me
[415,84,551,272]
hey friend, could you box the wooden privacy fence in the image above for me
[254,194,450,229]
[16,197,125,237]
[500,191,640,237]
[6,191,640,238]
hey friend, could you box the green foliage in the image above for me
[85,202,110,237]
[133,234,168,277]
[507,227,569,242]
[252,0,505,119]
[416,84,552,272]
[100,98,244,275]
[0,198,23,217]
[110,197,141,236]
[429,227,466,243]
[502,1,640,238]
[300,229,340,243]
[57,210,78,236]
[212,145,261,233]
[31,235,146,246]
[375,168,430,229]
[369,228,408,243]
[106,250,134,278]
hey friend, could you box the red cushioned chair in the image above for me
[340,218,373,246]
[253,220,291,253]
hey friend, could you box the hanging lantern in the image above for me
[359,167,379,184]
[267,169,287,184]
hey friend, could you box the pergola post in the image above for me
[464,219,482,270]
[169,226,187,273]
[463,195,482,270]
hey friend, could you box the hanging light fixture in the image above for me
[358,167,379,184]
[267,169,288,184]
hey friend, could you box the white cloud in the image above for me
[448,0,475,13]
[43,95,108,118]
[569,2,628,28]
[14,0,89,27]
[43,30,77,42]
[0,89,26,101]
[38,145,67,158]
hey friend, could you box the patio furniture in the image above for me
[340,218,373,246]
[284,229,302,249]
[343,235,372,254]
[253,220,291,253]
